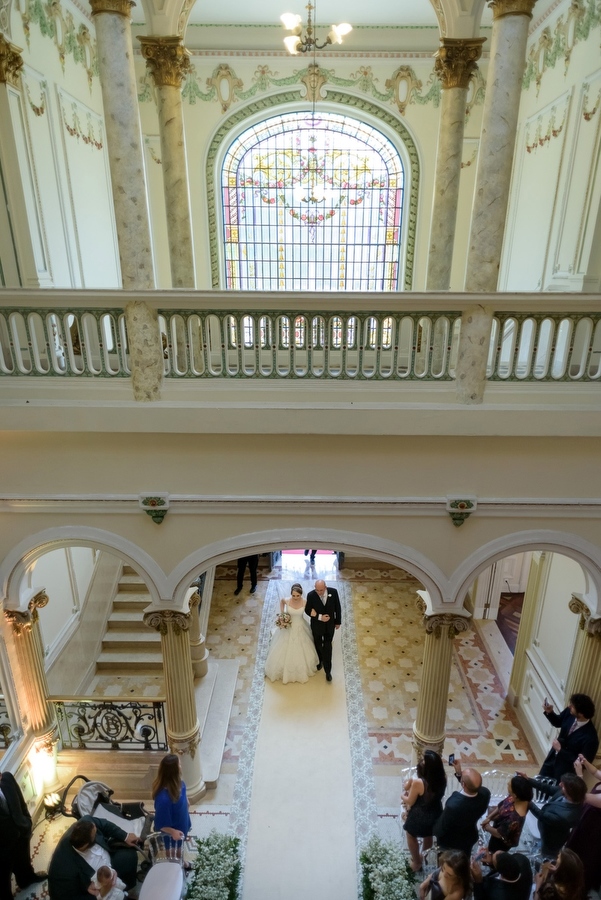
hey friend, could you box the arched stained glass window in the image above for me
[222,111,405,291]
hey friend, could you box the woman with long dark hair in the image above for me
[402,750,447,871]
[480,774,532,853]
[419,850,471,900]
[535,849,586,900]
[152,754,191,853]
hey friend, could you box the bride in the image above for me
[265,583,319,684]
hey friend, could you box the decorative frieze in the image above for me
[138,36,191,89]
[434,38,486,91]
[18,0,97,86]
[0,36,24,87]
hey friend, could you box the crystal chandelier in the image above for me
[281,1,352,55]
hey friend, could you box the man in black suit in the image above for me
[48,815,139,900]
[0,770,47,900]
[234,555,259,596]
[433,765,491,856]
[305,579,341,682]
[525,772,586,858]
[472,851,532,900]
[539,693,598,780]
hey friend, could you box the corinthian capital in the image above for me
[0,36,24,87]
[489,0,538,20]
[4,608,33,635]
[144,609,190,636]
[434,38,486,90]
[138,36,191,88]
[424,612,471,639]
[569,595,601,637]
[89,0,134,19]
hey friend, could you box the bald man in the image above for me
[305,579,341,681]
[433,762,491,856]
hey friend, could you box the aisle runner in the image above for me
[230,580,377,900]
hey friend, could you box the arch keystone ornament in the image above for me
[139,494,170,524]
[446,497,476,527]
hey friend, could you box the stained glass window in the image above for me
[222,111,405,291]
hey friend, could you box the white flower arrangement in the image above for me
[360,835,417,900]
[186,830,241,900]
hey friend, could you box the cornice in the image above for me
[0,495,600,519]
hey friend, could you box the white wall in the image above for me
[29,546,97,655]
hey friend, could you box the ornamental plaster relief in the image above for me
[523,0,600,95]
[14,0,98,87]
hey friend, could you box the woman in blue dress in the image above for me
[152,754,191,856]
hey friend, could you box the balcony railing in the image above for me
[52,697,168,752]
[1,291,600,383]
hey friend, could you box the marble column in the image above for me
[138,36,196,289]
[465,0,538,293]
[144,609,206,801]
[413,602,471,758]
[90,0,163,402]
[188,589,209,678]
[454,304,494,403]
[426,38,485,292]
[4,590,58,760]
[566,597,601,744]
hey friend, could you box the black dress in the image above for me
[404,786,444,837]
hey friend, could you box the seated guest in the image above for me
[433,762,490,857]
[566,755,601,892]
[481,775,532,853]
[471,851,532,900]
[525,773,586,859]
[419,849,471,900]
[540,694,598,781]
[534,848,586,900]
[48,815,139,900]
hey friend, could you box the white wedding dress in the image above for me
[264,603,319,684]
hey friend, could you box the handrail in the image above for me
[52,697,168,752]
[1,292,600,383]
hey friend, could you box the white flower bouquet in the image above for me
[275,612,292,629]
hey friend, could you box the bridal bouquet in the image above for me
[275,612,291,629]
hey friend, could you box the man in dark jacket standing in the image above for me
[305,579,341,681]
[434,765,491,856]
[526,772,586,858]
[539,693,598,780]
[0,770,47,900]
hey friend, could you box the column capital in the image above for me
[0,35,24,87]
[188,589,201,611]
[89,0,134,18]
[4,608,32,635]
[434,38,486,90]
[490,0,537,20]
[417,600,471,638]
[144,608,190,636]
[28,589,49,623]
[569,595,601,637]
[138,36,191,88]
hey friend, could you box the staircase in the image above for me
[96,566,163,674]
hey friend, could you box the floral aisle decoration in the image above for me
[360,835,417,900]
[187,831,241,900]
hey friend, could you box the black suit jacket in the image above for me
[48,815,135,900]
[433,787,491,855]
[540,708,599,780]
[305,587,341,633]
[0,772,32,842]
[527,780,584,858]
[474,855,532,900]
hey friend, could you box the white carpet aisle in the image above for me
[241,586,358,900]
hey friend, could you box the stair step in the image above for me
[113,595,151,611]
[118,575,150,593]
[122,565,139,576]
[97,650,163,672]
[102,633,161,650]
[107,610,150,630]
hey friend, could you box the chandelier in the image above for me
[280,2,352,55]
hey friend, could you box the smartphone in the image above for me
[448,753,455,766]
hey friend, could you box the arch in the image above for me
[448,530,601,616]
[165,527,447,610]
[0,526,167,610]
[431,0,488,38]
[206,90,420,291]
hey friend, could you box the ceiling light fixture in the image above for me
[281,1,352,55]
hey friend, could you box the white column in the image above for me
[144,609,206,801]
[90,0,163,402]
[465,0,538,292]
[138,36,196,289]
[427,38,485,291]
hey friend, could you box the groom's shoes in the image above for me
[326,673,332,682]
[316,663,322,671]
[234,587,242,596]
